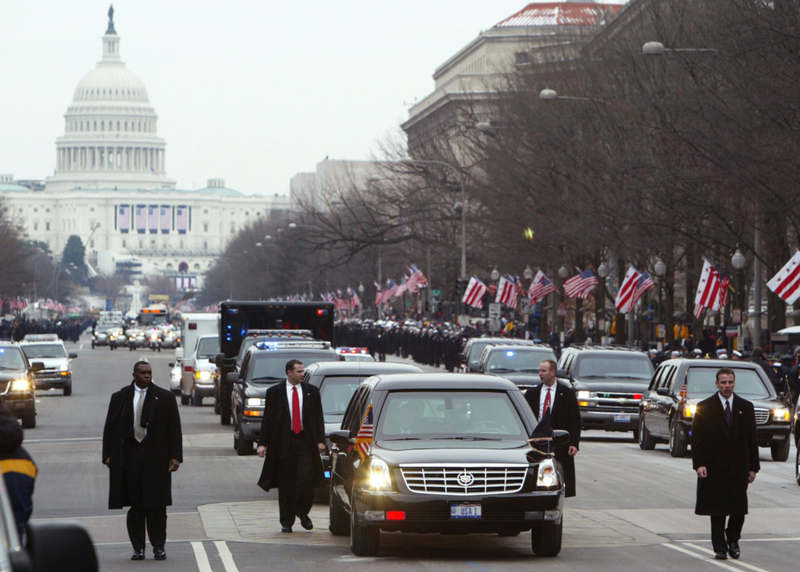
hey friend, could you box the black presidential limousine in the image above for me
[328,373,568,557]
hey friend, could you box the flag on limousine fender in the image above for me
[355,405,374,461]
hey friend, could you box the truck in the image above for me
[175,313,220,406]
[214,301,335,425]
[138,304,170,328]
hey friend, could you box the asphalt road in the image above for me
[25,336,800,572]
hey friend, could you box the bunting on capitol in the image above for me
[528,271,556,305]
[767,251,800,304]
[462,276,488,309]
[563,269,599,299]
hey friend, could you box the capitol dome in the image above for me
[46,6,175,192]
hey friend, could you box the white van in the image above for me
[175,314,219,406]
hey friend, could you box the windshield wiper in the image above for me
[490,368,514,373]
[251,376,283,382]
[579,375,606,379]
[383,437,421,441]
[518,369,540,373]
[613,375,646,379]
[430,436,502,441]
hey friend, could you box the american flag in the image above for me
[407,264,428,292]
[463,276,488,309]
[383,279,398,303]
[160,205,170,233]
[767,251,800,305]
[496,275,518,308]
[717,271,730,308]
[348,287,361,309]
[528,271,556,305]
[176,205,188,234]
[694,260,721,318]
[615,265,641,313]
[630,272,655,307]
[563,269,599,299]
[513,275,525,297]
[135,204,147,234]
[395,275,410,297]
[355,405,374,461]
[118,205,130,233]
[148,205,159,234]
[374,281,383,306]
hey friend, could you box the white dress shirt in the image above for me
[133,385,148,438]
[286,381,303,431]
[718,392,733,411]
[539,384,556,416]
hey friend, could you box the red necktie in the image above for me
[543,388,551,415]
[292,386,302,434]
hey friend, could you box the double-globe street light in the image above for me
[731,248,747,348]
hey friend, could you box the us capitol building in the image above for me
[0,7,288,285]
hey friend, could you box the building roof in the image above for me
[494,1,623,28]
[0,182,33,192]
[193,186,245,198]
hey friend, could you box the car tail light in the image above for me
[189,323,197,330]
[386,511,405,521]
[184,366,193,372]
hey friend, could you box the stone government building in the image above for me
[0,7,288,287]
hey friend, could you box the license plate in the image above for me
[614,413,630,423]
[451,503,481,519]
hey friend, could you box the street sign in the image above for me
[656,324,666,339]
[489,303,501,318]
[732,308,741,324]
[519,297,532,314]
[432,289,442,297]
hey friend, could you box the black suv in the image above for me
[0,342,41,428]
[229,341,341,455]
[329,373,568,557]
[475,345,557,392]
[639,359,793,460]
[303,361,423,488]
[556,346,654,438]
[459,337,534,372]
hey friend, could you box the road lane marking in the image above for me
[466,562,491,572]
[191,542,213,572]
[25,437,102,443]
[664,543,748,571]
[683,543,772,572]
[214,541,240,572]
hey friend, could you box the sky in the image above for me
[0,0,563,196]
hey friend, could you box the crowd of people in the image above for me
[0,316,92,343]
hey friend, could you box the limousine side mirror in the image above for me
[168,362,175,367]
[329,430,354,447]
[226,372,242,384]
[656,387,670,396]
[468,364,482,373]
[552,430,570,446]
[556,369,569,379]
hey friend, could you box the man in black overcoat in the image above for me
[103,361,182,561]
[691,367,759,560]
[524,359,581,497]
[257,359,325,533]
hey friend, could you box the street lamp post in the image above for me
[558,265,569,341]
[358,282,365,318]
[654,259,667,349]
[597,262,610,344]
[731,248,747,350]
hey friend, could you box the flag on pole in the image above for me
[496,276,518,308]
[407,264,428,292]
[354,405,374,461]
[717,271,730,308]
[563,269,599,299]
[631,272,655,307]
[395,275,410,297]
[383,279,398,303]
[374,281,383,306]
[694,260,721,318]
[767,251,800,304]
[615,265,641,313]
[528,271,556,305]
[462,276,488,309]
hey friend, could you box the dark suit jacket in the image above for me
[256,381,325,491]
[525,382,581,497]
[102,382,183,509]
[691,393,759,516]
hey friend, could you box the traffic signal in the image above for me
[456,278,467,298]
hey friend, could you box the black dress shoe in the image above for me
[299,515,313,530]
[131,549,145,561]
[153,547,166,561]
[281,525,293,533]
[714,551,727,560]
[728,541,740,559]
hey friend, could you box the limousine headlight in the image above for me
[11,379,30,392]
[246,398,265,408]
[773,407,790,422]
[683,404,697,418]
[537,458,559,488]
[369,458,392,489]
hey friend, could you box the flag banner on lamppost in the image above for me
[694,260,723,319]
[631,272,654,307]
[463,276,488,309]
[528,271,555,305]
[767,251,800,304]
[496,275,519,309]
[563,269,599,299]
[615,265,641,314]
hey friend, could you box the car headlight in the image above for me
[246,398,266,408]
[536,458,559,488]
[196,371,212,381]
[772,408,790,422]
[59,365,69,372]
[576,390,590,399]
[11,379,30,392]
[368,458,392,489]
[683,404,697,418]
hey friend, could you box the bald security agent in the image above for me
[103,361,182,561]
[257,360,326,533]
[692,367,759,560]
